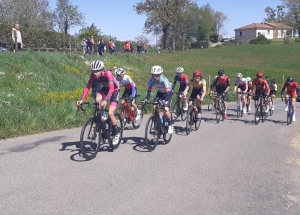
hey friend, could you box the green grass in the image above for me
[1,44,300,139]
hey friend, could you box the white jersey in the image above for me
[118,75,135,90]
[235,78,247,87]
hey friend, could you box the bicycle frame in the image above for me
[214,93,225,122]
[120,97,135,122]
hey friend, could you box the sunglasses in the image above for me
[152,74,160,78]
[92,70,101,74]
[177,73,182,76]
[117,75,123,78]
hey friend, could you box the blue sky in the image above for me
[48,0,283,43]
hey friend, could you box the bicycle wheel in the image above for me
[261,104,267,122]
[181,103,188,121]
[108,112,123,150]
[117,104,127,127]
[254,105,260,125]
[144,115,159,151]
[186,106,193,135]
[287,107,292,125]
[132,104,144,129]
[216,99,221,123]
[236,103,240,118]
[171,100,179,121]
[163,119,172,144]
[269,100,273,116]
[194,109,202,130]
[80,117,102,160]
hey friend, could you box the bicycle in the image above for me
[214,93,225,123]
[207,92,215,111]
[282,97,293,125]
[79,101,123,160]
[185,98,202,135]
[172,92,187,121]
[234,92,246,118]
[254,94,268,125]
[117,94,144,129]
[144,101,172,152]
[268,96,273,116]
[245,92,252,112]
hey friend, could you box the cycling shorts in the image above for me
[238,86,246,92]
[122,87,137,99]
[93,88,119,107]
[154,91,173,108]
[270,90,276,97]
[253,90,267,101]
[215,91,228,101]
[189,89,203,101]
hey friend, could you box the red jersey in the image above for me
[282,82,299,97]
[251,78,270,95]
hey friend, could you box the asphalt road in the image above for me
[1,99,300,215]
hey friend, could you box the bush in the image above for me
[249,35,271,44]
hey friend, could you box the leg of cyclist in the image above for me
[223,92,228,119]
[160,92,174,134]
[291,95,297,121]
[196,94,202,118]
[107,91,119,136]
[284,94,289,111]
[263,90,269,113]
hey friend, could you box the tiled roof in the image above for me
[235,22,292,30]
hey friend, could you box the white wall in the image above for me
[257,29,273,39]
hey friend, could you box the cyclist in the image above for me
[173,67,189,111]
[142,65,174,134]
[281,77,299,122]
[76,60,120,136]
[269,79,277,110]
[182,70,206,118]
[233,73,248,114]
[246,77,252,111]
[211,70,230,119]
[251,71,270,113]
[115,68,141,120]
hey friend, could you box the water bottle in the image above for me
[102,111,107,121]
[159,115,163,124]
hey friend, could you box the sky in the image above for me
[48,0,283,44]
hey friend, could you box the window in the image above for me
[267,30,270,35]
[239,31,244,36]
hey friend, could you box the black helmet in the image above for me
[287,77,294,82]
[218,70,225,76]
[271,79,276,84]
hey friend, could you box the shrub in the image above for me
[249,35,271,44]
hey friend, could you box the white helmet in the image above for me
[236,73,243,78]
[246,77,251,82]
[115,68,125,76]
[151,65,163,74]
[90,60,104,71]
[176,67,184,74]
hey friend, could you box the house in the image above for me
[234,22,293,44]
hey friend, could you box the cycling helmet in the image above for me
[246,77,251,82]
[256,71,263,78]
[151,65,163,74]
[287,77,294,82]
[271,79,276,84]
[176,67,184,74]
[236,73,243,78]
[218,70,225,76]
[193,70,202,77]
[115,68,125,76]
[90,60,104,71]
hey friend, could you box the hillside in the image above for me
[1,44,300,139]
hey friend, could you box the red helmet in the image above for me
[256,72,263,78]
[193,70,202,77]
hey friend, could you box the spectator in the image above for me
[90,36,95,55]
[81,38,87,55]
[156,46,161,54]
[97,39,105,55]
[124,40,130,53]
[108,39,116,54]
[12,23,22,53]
[137,42,142,54]
[144,44,148,53]
[130,41,134,53]
[86,38,93,55]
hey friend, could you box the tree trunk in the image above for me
[162,26,168,49]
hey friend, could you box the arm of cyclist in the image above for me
[77,74,93,106]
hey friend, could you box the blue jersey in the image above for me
[147,75,172,93]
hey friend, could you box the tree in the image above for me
[281,0,300,36]
[134,35,150,46]
[53,0,85,34]
[134,0,194,49]
[264,5,285,22]
[75,23,102,41]
[213,10,229,37]
[0,0,53,30]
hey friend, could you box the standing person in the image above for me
[108,39,116,54]
[130,41,134,53]
[144,44,148,53]
[183,70,206,118]
[251,72,270,113]
[269,79,277,110]
[281,77,299,121]
[124,40,130,53]
[141,65,174,134]
[137,42,142,54]
[97,39,105,56]
[90,36,95,55]
[86,38,93,55]
[173,67,189,111]
[76,60,120,137]
[211,70,231,119]
[81,38,87,55]
[12,24,22,53]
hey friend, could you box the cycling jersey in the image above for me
[188,79,206,100]
[235,78,248,91]
[247,81,252,93]
[118,75,136,98]
[81,70,120,103]
[173,74,189,92]
[145,75,173,104]
[281,82,299,98]
[251,78,270,95]
[212,75,230,93]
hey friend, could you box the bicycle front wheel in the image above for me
[216,100,222,123]
[171,100,180,121]
[195,110,202,130]
[254,105,260,125]
[117,104,127,127]
[186,106,194,135]
[163,120,172,144]
[132,104,144,129]
[108,112,123,150]
[287,107,292,125]
[80,117,102,160]
[144,115,159,151]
